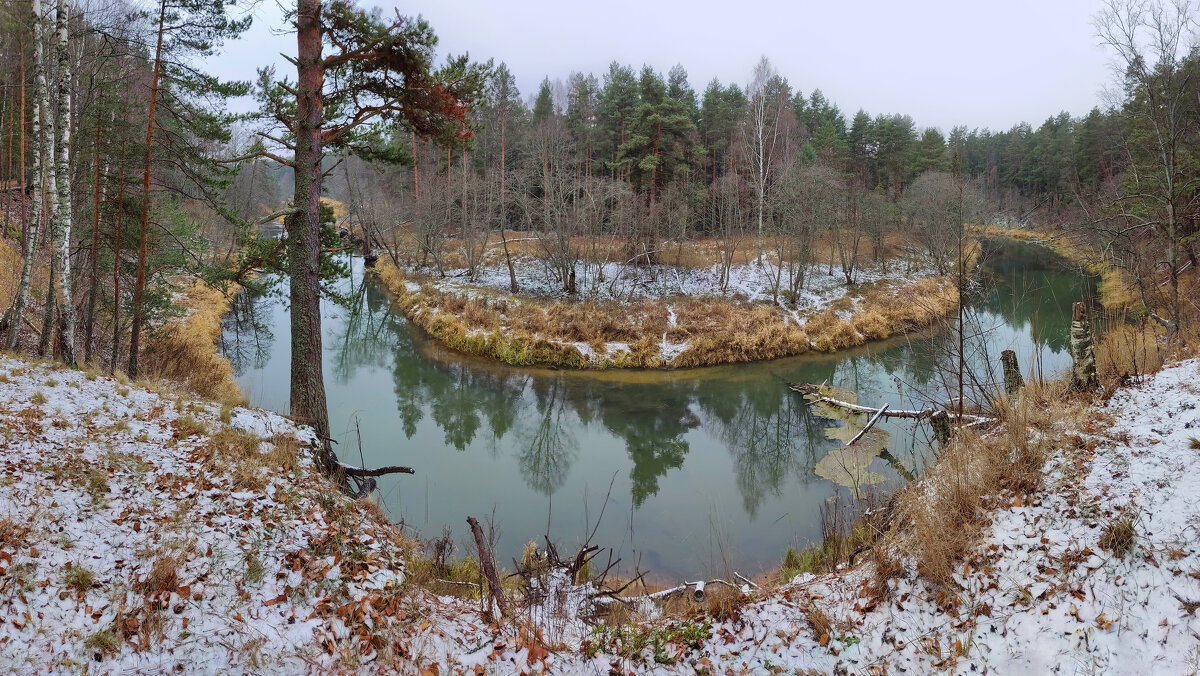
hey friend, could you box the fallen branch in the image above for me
[788,382,994,424]
[467,516,510,619]
[337,462,415,477]
[846,403,889,446]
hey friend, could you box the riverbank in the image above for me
[3,348,1199,672]
[375,246,974,369]
[970,224,1137,310]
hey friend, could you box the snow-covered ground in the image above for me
[0,357,493,673]
[427,256,937,309]
[5,354,1197,674]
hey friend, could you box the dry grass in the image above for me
[412,227,921,274]
[141,281,245,405]
[895,378,1077,587]
[196,426,303,491]
[1094,315,1169,388]
[377,259,961,370]
[1099,512,1138,558]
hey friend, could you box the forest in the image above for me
[2,0,1200,672]
[0,0,1193,518]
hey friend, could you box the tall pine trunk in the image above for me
[83,108,104,364]
[128,0,167,378]
[290,0,333,466]
[7,0,46,350]
[110,136,127,373]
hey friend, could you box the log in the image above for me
[337,462,415,477]
[787,382,994,424]
[467,516,510,619]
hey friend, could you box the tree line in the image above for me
[0,0,1194,471]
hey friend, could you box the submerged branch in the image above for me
[787,382,995,424]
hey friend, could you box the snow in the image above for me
[405,255,939,367]
[7,354,1198,673]
[430,257,936,309]
[0,357,483,673]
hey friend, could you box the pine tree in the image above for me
[251,0,485,466]
[127,0,250,378]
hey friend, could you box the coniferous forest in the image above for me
[1,1,1200,672]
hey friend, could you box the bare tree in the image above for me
[743,57,787,265]
[1095,0,1199,334]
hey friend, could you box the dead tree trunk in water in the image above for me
[1068,303,1097,392]
[1001,349,1023,397]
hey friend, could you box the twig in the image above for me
[734,572,760,590]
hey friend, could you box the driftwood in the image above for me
[467,516,510,619]
[788,382,994,425]
[337,462,415,477]
[604,578,746,605]
[846,403,889,446]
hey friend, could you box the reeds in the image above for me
[141,281,245,405]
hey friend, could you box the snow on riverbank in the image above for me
[431,359,1200,673]
[429,256,937,309]
[0,357,494,673]
[6,354,1196,674]
[386,253,949,368]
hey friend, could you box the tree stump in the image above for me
[1068,302,1098,392]
[930,410,951,447]
[1001,349,1023,397]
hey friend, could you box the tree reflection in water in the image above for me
[219,241,1099,578]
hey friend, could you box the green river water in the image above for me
[220,239,1096,581]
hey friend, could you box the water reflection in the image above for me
[220,238,1096,579]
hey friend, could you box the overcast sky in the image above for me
[213,0,1116,133]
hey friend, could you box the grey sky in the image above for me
[213,0,1115,133]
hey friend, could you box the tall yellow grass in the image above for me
[895,378,1079,586]
[141,281,245,405]
[376,259,961,370]
[969,224,1137,310]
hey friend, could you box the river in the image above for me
[220,238,1096,581]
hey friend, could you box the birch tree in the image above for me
[6,0,49,350]
[42,0,75,363]
[743,57,788,264]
